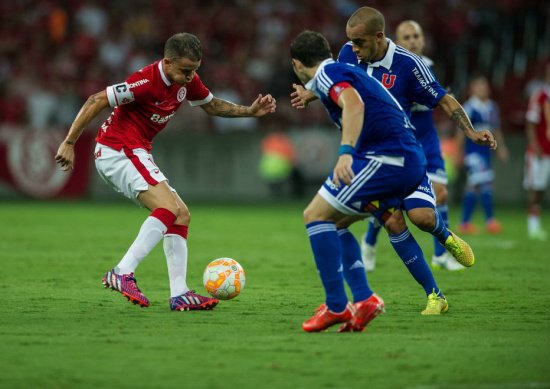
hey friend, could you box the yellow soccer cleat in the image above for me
[444,230,475,267]
[421,289,449,315]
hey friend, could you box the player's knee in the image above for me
[435,186,448,205]
[384,213,407,234]
[175,207,190,226]
[303,206,326,224]
[408,208,435,231]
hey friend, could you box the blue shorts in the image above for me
[402,173,437,211]
[318,157,428,224]
[425,151,448,185]
[465,151,493,186]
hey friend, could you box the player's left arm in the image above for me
[332,87,364,187]
[437,94,497,150]
[200,95,276,118]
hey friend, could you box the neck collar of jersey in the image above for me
[367,38,396,69]
[305,58,335,93]
[158,60,172,86]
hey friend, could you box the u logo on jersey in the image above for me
[381,74,396,89]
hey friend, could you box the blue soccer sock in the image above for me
[306,222,348,313]
[431,208,451,246]
[338,228,373,303]
[461,189,477,224]
[388,228,440,296]
[433,204,449,257]
[481,185,494,221]
[365,222,382,246]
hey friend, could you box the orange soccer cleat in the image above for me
[302,303,353,332]
[338,293,385,332]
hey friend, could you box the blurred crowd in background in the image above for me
[0,0,548,135]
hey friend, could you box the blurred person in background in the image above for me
[54,33,276,312]
[456,75,508,235]
[524,64,550,241]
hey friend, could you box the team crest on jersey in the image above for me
[381,74,396,89]
[177,87,187,102]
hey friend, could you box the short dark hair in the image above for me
[164,33,202,62]
[290,30,332,68]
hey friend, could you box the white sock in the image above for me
[528,214,540,233]
[164,234,190,297]
[115,216,168,274]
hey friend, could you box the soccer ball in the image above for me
[203,258,246,300]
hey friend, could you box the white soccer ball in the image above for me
[203,258,246,300]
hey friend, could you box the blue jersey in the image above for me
[462,96,500,159]
[338,40,447,182]
[305,58,425,168]
[337,39,447,117]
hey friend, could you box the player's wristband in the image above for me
[65,140,75,145]
[339,144,354,156]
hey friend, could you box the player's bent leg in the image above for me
[407,207,436,232]
[303,194,352,331]
[138,181,182,217]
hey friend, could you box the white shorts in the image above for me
[524,152,550,191]
[94,143,175,205]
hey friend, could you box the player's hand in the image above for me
[55,141,75,171]
[250,94,276,117]
[332,154,354,187]
[466,129,497,150]
[291,84,315,109]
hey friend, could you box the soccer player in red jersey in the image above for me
[55,33,276,311]
[524,64,550,240]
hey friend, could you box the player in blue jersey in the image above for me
[291,7,496,312]
[290,30,465,332]
[457,75,508,234]
[360,20,464,271]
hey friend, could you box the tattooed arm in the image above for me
[55,90,110,171]
[200,94,276,118]
[438,94,497,150]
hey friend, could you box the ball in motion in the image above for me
[203,258,246,300]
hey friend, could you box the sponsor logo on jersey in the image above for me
[381,74,396,88]
[177,87,187,102]
[129,79,150,89]
[150,112,175,124]
[412,68,438,98]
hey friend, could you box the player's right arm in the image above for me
[332,86,364,187]
[55,90,110,171]
[291,83,317,109]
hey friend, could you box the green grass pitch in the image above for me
[0,201,549,389]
